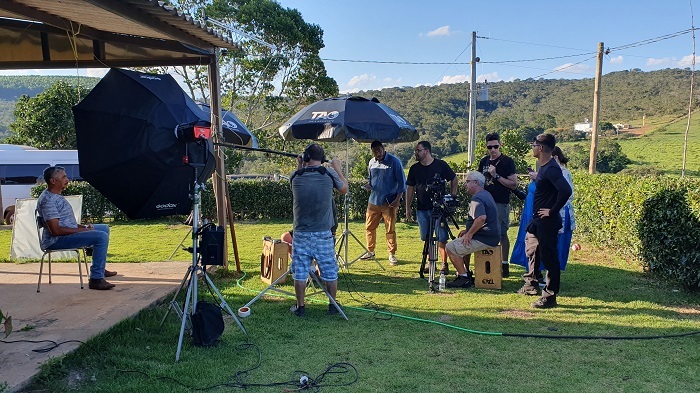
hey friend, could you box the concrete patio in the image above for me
[0,261,190,392]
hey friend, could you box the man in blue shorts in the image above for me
[289,144,348,317]
[405,141,458,273]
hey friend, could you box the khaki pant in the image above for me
[365,203,398,254]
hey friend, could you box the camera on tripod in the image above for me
[425,174,460,216]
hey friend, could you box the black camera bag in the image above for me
[191,301,224,347]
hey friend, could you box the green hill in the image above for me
[0,75,99,138]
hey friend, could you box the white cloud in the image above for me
[426,25,451,38]
[647,57,674,67]
[477,72,500,83]
[342,74,403,93]
[678,55,700,67]
[437,74,468,85]
[347,73,376,88]
[609,55,624,64]
[553,62,593,75]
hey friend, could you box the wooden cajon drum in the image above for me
[474,245,502,289]
[261,237,288,284]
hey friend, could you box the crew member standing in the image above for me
[478,132,518,278]
[405,141,458,273]
[359,140,406,266]
[289,144,348,317]
[516,134,572,309]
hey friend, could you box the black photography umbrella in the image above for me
[72,68,215,219]
[198,103,258,148]
[278,96,419,143]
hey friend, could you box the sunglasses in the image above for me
[486,145,500,150]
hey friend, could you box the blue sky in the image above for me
[2,0,697,94]
[280,0,698,92]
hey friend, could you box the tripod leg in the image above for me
[335,232,348,267]
[244,269,292,308]
[203,273,248,336]
[168,226,193,261]
[175,272,195,362]
[310,271,348,320]
[160,266,192,327]
[347,230,384,270]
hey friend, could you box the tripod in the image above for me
[419,203,458,292]
[244,265,347,320]
[160,182,247,361]
[335,140,385,271]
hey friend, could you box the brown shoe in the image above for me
[104,270,117,277]
[89,278,115,290]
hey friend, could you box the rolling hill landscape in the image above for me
[1,69,697,176]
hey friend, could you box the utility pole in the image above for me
[589,42,604,174]
[467,31,477,167]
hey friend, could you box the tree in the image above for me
[157,1,338,149]
[6,81,85,149]
[567,139,631,173]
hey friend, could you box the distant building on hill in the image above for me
[574,118,593,133]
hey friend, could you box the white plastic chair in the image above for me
[35,212,89,292]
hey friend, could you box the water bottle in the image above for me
[438,272,446,291]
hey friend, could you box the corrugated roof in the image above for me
[0,0,240,69]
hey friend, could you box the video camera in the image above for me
[425,174,460,216]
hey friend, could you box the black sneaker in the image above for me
[501,263,510,278]
[290,304,305,317]
[516,285,539,296]
[328,302,340,315]
[531,296,558,309]
[446,274,473,289]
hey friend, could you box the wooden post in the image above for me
[589,42,604,174]
[208,51,229,269]
[225,184,242,272]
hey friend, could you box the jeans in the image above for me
[48,224,110,279]
[416,209,449,243]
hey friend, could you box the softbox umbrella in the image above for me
[198,103,258,148]
[73,68,215,219]
[278,96,419,143]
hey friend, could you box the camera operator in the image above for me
[478,132,518,278]
[289,144,348,318]
[445,171,500,288]
[406,141,457,273]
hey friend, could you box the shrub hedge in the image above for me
[573,172,700,289]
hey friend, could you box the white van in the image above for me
[0,144,81,224]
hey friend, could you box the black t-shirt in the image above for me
[406,159,456,211]
[529,158,572,231]
[478,154,516,204]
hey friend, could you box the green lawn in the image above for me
[1,220,699,392]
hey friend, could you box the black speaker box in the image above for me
[200,226,224,266]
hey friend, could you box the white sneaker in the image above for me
[388,254,398,265]
[360,251,375,260]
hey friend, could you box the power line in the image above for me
[609,29,693,51]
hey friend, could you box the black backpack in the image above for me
[191,301,224,347]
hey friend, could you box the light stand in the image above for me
[160,163,247,361]
[335,140,385,271]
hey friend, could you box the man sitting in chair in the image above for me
[445,171,501,289]
[36,166,117,290]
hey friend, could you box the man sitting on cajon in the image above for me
[445,171,501,289]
